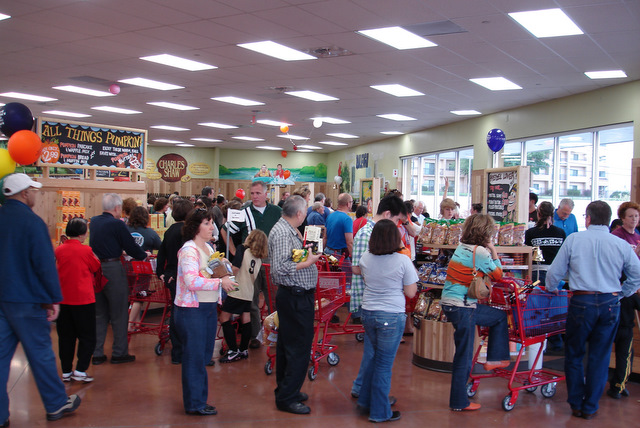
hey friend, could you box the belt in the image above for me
[572,290,618,296]
[100,257,121,263]
[279,285,315,295]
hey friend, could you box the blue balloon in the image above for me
[487,128,506,152]
[0,103,34,137]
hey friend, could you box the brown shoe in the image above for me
[483,360,510,371]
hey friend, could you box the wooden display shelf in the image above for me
[420,243,532,253]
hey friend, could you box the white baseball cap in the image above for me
[2,173,42,196]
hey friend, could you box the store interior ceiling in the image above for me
[0,0,638,153]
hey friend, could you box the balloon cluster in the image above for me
[0,103,42,179]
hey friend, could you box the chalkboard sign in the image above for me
[37,119,146,171]
[486,169,519,222]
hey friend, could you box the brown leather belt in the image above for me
[572,290,618,296]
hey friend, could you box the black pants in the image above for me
[56,303,96,373]
[610,326,634,393]
[250,266,268,337]
[274,288,314,407]
[166,279,183,363]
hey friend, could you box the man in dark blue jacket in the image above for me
[90,193,147,365]
[0,173,81,424]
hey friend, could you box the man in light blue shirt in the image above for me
[546,201,640,420]
[553,198,579,236]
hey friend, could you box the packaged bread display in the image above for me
[512,223,526,246]
[447,220,463,245]
[431,221,448,245]
[498,222,513,246]
[419,219,437,244]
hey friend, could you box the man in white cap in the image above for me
[0,173,81,424]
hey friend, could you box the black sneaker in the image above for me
[220,350,242,363]
[92,355,107,365]
[46,395,81,421]
[369,410,401,423]
[110,354,135,364]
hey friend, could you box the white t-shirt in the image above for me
[359,251,418,313]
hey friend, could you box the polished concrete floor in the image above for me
[6,307,639,427]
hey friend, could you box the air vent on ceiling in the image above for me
[404,20,467,37]
[306,46,353,58]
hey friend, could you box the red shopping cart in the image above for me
[466,278,571,411]
[124,256,172,356]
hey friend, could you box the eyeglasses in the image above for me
[195,207,207,213]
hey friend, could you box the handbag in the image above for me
[467,245,492,300]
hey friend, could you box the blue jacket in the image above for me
[0,199,63,303]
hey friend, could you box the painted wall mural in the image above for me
[219,162,327,183]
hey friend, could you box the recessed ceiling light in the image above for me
[140,54,217,71]
[91,106,142,114]
[42,110,91,118]
[376,114,417,121]
[211,96,264,106]
[277,134,308,140]
[584,70,627,79]
[370,84,424,97]
[451,110,482,115]
[153,139,184,144]
[470,77,522,90]
[118,77,184,90]
[232,136,264,142]
[318,141,348,146]
[509,8,583,38]
[285,90,338,102]
[326,133,359,139]
[237,41,316,61]
[380,131,404,135]
[151,125,190,131]
[198,122,238,129]
[0,13,10,21]
[256,119,291,127]
[357,26,437,50]
[256,146,282,151]
[297,145,322,150]
[191,138,222,142]
[176,144,195,147]
[147,102,199,111]
[53,85,115,97]
[0,92,57,102]
[310,117,351,124]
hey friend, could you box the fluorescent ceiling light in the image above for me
[232,136,264,142]
[176,144,195,147]
[380,131,404,135]
[370,84,424,97]
[42,110,91,118]
[91,106,141,114]
[310,117,351,124]
[211,96,264,106]
[151,125,190,131]
[318,141,348,146]
[140,54,217,71]
[256,146,282,151]
[147,102,199,111]
[198,122,238,129]
[153,139,184,144]
[376,114,416,121]
[256,119,291,127]
[0,92,57,102]
[326,133,359,139]
[585,70,627,79]
[118,77,184,90]
[358,26,437,50]
[509,8,583,38]
[295,149,313,152]
[53,85,114,97]
[297,145,322,150]
[285,90,338,102]
[470,77,522,90]
[237,41,316,61]
[451,110,481,115]
[0,13,10,21]
[277,134,308,140]
[191,138,222,142]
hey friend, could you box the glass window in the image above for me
[501,142,522,167]
[599,126,633,220]
[420,154,437,217]
[458,148,474,216]
[423,162,435,175]
[558,132,593,229]
[525,137,554,200]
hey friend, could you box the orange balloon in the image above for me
[283,170,291,179]
[8,130,43,165]
[281,150,287,158]
[279,124,289,133]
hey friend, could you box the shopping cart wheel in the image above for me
[308,365,318,381]
[501,394,515,411]
[327,352,340,366]
[523,381,537,393]
[264,360,273,375]
[541,382,557,398]
[355,332,365,342]
[154,342,163,356]
[465,382,477,398]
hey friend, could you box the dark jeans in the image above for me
[442,303,509,410]
[173,303,217,412]
[56,303,96,373]
[95,261,130,357]
[0,302,68,422]
[565,293,619,414]
[274,287,314,407]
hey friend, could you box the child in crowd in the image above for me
[219,229,269,363]
[55,218,101,382]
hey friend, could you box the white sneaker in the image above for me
[62,372,72,382]
[239,350,249,360]
[71,370,94,382]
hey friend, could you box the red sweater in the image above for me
[55,239,101,305]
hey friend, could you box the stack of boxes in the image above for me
[55,191,86,243]
[149,213,167,241]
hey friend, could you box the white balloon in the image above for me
[313,119,323,128]
[334,175,343,185]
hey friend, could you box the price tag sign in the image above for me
[227,209,245,223]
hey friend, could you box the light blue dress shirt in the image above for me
[546,225,640,297]
[553,211,579,236]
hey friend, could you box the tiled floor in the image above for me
[5,307,639,427]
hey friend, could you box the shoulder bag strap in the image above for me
[472,245,478,278]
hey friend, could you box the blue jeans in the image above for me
[0,302,68,422]
[564,293,620,414]
[357,310,405,422]
[442,304,509,410]
[173,303,217,412]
